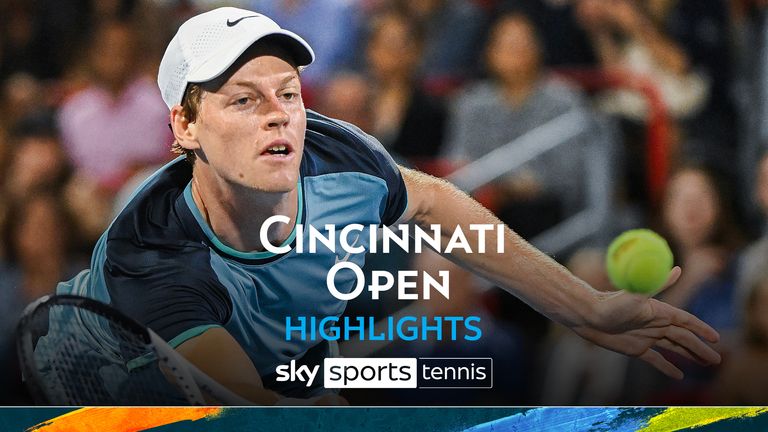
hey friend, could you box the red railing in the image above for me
[555,67,672,207]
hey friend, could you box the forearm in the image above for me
[397,168,721,380]
[403,169,600,328]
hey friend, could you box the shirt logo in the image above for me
[226,15,261,27]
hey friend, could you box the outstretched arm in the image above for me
[398,166,721,378]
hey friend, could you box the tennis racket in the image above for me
[17,294,252,405]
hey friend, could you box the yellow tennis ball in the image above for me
[605,229,674,295]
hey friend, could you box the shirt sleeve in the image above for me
[364,133,408,226]
[102,239,233,347]
[307,112,409,226]
[331,118,409,226]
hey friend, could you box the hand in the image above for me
[572,266,721,379]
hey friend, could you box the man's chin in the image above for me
[243,180,298,194]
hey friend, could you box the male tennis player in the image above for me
[57,7,720,405]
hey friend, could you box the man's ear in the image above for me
[170,105,201,150]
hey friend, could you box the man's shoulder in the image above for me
[303,111,397,179]
[303,111,408,226]
[107,157,202,249]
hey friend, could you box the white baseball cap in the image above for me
[157,7,315,109]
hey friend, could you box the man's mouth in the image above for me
[261,141,293,157]
[263,144,290,156]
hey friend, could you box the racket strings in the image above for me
[21,303,188,405]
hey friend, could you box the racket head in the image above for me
[16,294,190,405]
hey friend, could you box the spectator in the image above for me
[736,153,768,314]
[365,11,447,163]
[3,114,70,202]
[734,1,768,230]
[316,71,372,133]
[0,192,83,403]
[659,164,743,334]
[659,0,735,167]
[250,0,361,91]
[639,164,743,404]
[391,0,489,89]
[0,1,50,80]
[0,192,80,316]
[575,0,709,122]
[1,74,47,132]
[495,0,599,68]
[57,19,172,191]
[443,12,601,237]
[574,0,733,207]
[441,12,612,366]
[713,271,768,405]
[0,0,152,82]
[617,164,744,405]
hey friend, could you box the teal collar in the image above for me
[183,180,303,260]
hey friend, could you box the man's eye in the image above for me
[235,97,249,105]
[283,92,298,101]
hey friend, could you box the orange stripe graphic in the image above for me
[27,407,223,432]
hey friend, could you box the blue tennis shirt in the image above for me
[57,111,408,383]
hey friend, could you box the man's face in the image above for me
[191,51,306,193]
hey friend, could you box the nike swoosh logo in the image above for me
[335,234,361,264]
[226,15,261,27]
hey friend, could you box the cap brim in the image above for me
[186,29,314,84]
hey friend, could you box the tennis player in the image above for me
[57,7,720,405]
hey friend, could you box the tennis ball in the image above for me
[605,229,674,295]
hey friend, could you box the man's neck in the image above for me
[190,173,298,253]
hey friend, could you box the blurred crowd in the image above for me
[1,0,768,406]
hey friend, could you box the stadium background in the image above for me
[1,0,767,406]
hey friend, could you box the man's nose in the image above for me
[264,97,289,129]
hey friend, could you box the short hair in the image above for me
[171,84,203,164]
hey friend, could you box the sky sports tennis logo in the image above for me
[275,358,492,389]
